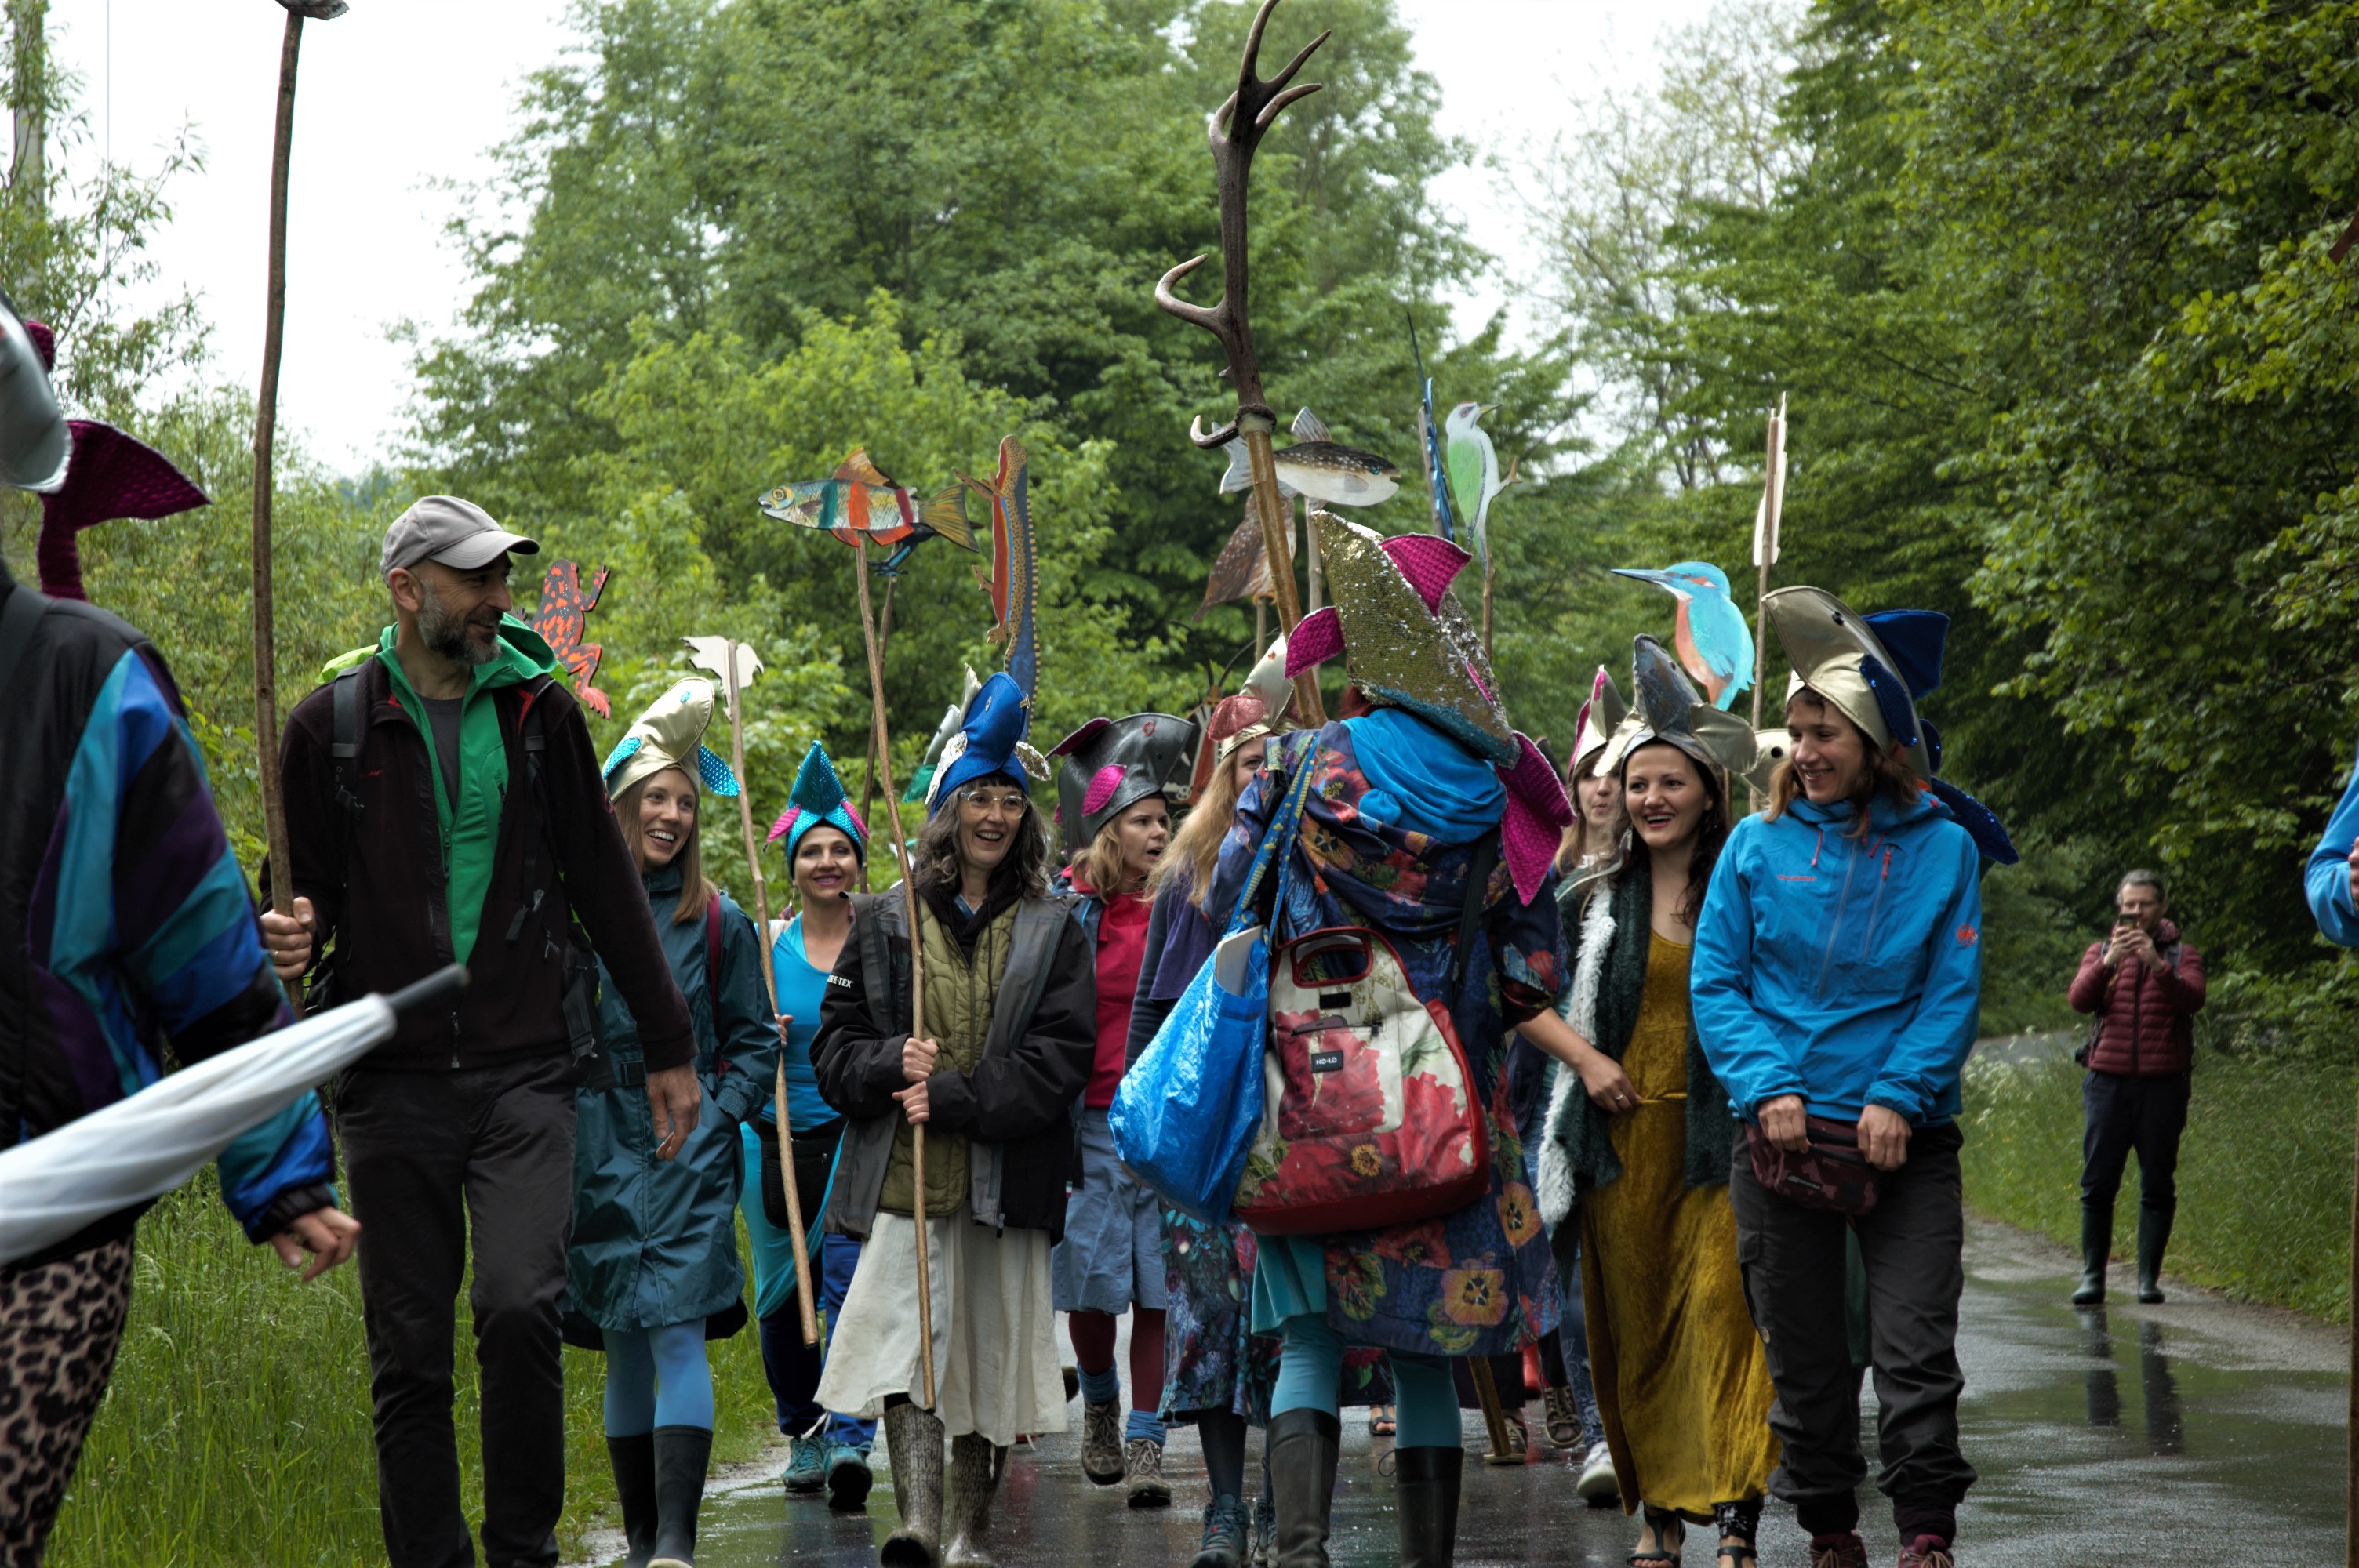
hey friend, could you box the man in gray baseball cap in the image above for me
[262,492,700,1568]
[380,493,540,577]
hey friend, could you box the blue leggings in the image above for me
[1270,1313,1460,1449]
[604,1319,715,1436]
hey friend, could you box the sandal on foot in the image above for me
[1713,1500,1760,1565]
[1366,1403,1397,1438]
[1630,1504,1685,1567]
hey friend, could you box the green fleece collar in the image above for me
[362,616,559,967]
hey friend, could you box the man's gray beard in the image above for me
[419,579,499,667]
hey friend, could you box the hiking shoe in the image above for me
[1896,1537,1956,1568]
[1125,1436,1172,1508]
[825,1441,874,1512]
[1081,1399,1124,1485]
[1249,1488,1274,1566]
[784,1432,827,1493]
[1810,1531,1870,1568]
[1542,1385,1583,1450]
[1190,1492,1247,1568]
[1483,1412,1528,1465]
[1576,1440,1618,1504]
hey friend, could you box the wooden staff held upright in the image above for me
[849,539,936,1411]
[1157,0,1330,729]
[250,1,346,1005]
[714,638,822,1347]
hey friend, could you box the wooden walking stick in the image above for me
[250,1,344,1005]
[1750,394,1787,735]
[689,635,823,1347]
[1158,0,1330,728]
[849,538,936,1410]
[1467,1356,1517,1464]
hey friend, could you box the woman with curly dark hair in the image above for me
[812,673,1097,1568]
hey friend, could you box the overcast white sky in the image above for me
[49,0,1717,472]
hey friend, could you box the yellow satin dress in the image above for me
[1580,931,1779,1518]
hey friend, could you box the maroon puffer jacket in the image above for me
[2066,920,2204,1076]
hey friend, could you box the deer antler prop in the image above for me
[1157,0,1329,725]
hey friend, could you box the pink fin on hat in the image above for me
[1285,606,1344,677]
[1497,733,1574,905]
[1049,717,1113,757]
[1375,533,1470,615]
[1082,764,1127,818]
[765,806,801,844]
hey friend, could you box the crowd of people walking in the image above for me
[9,483,2219,1568]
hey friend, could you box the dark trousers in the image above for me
[337,1054,577,1568]
[2079,1070,2190,1217]
[1728,1123,1977,1540]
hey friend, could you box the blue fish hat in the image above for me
[767,742,867,863]
[1763,585,2016,863]
[925,670,1037,812]
[602,677,740,801]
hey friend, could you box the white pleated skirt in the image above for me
[816,1213,1067,1447]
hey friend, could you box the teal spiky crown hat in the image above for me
[767,742,869,863]
[602,677,740,800]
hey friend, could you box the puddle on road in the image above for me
[637,1221,2345,1567]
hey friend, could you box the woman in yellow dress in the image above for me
[1531,637,1776,1568]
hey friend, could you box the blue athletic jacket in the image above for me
[1,567,333,1264]
[2303,731,2359,946]
[1691,789,1984,1126]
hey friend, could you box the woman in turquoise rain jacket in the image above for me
[1690,587,2014,1568]
[569,677,778,1568]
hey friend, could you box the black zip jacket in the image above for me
[278,653,692,1071]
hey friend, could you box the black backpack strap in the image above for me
[1447,833,1502,999]
[0,580,47,695]
[329,665,368,815]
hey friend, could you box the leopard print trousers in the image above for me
[0,1236,135,1566]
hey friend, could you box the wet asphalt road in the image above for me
[580,1219,2347,1566]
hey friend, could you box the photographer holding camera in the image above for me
[2064,870,2205,1307]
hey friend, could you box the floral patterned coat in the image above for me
[1209,720,1568,1359]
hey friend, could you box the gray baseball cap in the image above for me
[380,495,540,578]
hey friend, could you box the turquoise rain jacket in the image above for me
[566,864,779,1331]
[1691,789,1984,1126]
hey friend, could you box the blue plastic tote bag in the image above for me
[1109,760,1314,1221]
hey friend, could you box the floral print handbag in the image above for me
[1233,839,1498,1236]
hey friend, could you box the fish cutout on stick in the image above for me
[759,448,976,558]
[958,436,1040,709]
[1206,420,1401,509]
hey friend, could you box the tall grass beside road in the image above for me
[45,1172,782,1568]
[1962,1051,2353,1323]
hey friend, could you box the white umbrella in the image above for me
[0,967,463,1266]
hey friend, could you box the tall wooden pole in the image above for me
[251,9,304,976]
[1239,409,1321,724]
[723,640,820,1346]
[852,541,935,1410]
[2348,1065,2357,1567]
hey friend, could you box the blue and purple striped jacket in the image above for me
[2,567,333,1264]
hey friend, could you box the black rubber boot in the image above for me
[608,1433,660,1568]
[881,1400,946,1568]
[2070,1204,2110,1305]
[1393,1446,1463,1568]
[649,1425,712,1568]
[943,1433,1006,1568]
[2136,1204,2173,1303]
[1266,1409,1340,1568]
